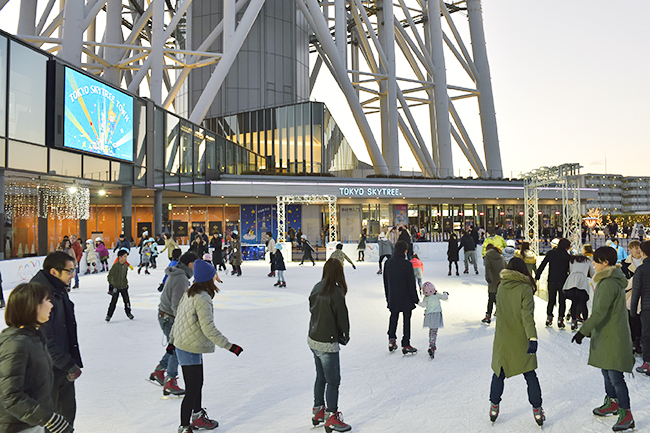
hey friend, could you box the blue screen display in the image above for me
[64,67,134,161]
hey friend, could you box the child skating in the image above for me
[84,239,98,274]
[419,281,448,359]
[106,249,133,321]
[95,237,110,271]
[411,254,424,291]
[273,244,286,287]
[138,242,152,274]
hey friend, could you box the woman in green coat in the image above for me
[572,247,635,432]
[489,257,545,427]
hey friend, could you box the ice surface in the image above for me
[2,252,649,433]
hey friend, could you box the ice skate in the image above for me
[481,314,491,325]
[557,319,565,329]
[145,270,150,275]
[137,267,141,274]
[388,338,397,353]
[593,396,619,416]
[273,281,281,287]
[324,411,351,433]
[178,425,193,433]
[280,282,286,287]
[571,321,579,331]
[402,345,417,355]
[463,269,469,274]
[545,316,553,327]
[149,366,165,386]
[105,315,111,322]
[456,271,459,276]
[533,407,545,426]
[612,408,634,431]
[126,312,134,320]
[377,269,382,274]
[163,377,185,396]
[489,403,499,422]
[635,361,650,375]
[312,405,325,426]
[0,299,5,309]
[447,271,451,276]
[191,408,219,430]
[428,347,435,359]
[475,269,479,274]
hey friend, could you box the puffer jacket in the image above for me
[562,259,594,292]
[0,326,55,432]
[159,263,193,317]
[170,291,233,354]
[631,257,650,315]
[85,243,97,263]
[308,281,350,346]
[485,249,506,294]
[514,249,537,275]
[378,239,393,256]
[420,292,448,314]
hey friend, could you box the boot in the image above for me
[593,396,619,416]
[402,345,417,355]
[163,377,185,396]
[149,366,165,386]
[324,411,351,433]
[377,269,382,274]
[557,319,565,329]
[533,407,545,426]
[312,405,325,426]
[481,314,491,324]
[126,312,134,320]
[178,426,194,433]
[635,361,650,375]
[274,281,281,287]
[281,282,286,287]
[612,408,634,431]
[428,347,435,359]
[545,315,553,327]
[191,408,219,430]
[489,403,499,422]
[388,338,397,353]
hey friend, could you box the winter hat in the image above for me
[551,238,560,247]
[506,239,516,247]
[202,253,212,262]
[95,237,103,242]
[193,260,216,283]
[422,281,436,296]
[378,232,386,240]
[275,244,282,250]
[86,239,93,244]
[232,230,238,235]
[301,234,306,239]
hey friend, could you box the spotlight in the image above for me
[68,186,78,194]
[98,189,106,196]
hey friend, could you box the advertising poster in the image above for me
[286,205,301,232]
[208,221,223,235]
[64,67,134,161]
[173,221,188,238]
[225,221,239,237]
[257,205,273,240]
[395,205,408,227]
[240,205,257,244]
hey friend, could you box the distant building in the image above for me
[581,174,650,214]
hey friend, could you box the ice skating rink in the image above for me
[3,256,650,433]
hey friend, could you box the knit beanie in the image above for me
[193,260,216,283]
[422,281,436,296]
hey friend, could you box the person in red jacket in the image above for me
[69,235,83,289]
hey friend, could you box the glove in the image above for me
[571,332,585,345]
[157,283,165,293]
[352,265,356,270]
[108,284,115,295]
[166,344,175,355]
[229,344,243,356]
[527,340,538,354]
[45,413,72,433]
[67,365,82,382]
[443,291,449,295]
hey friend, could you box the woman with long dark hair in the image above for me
[308,258,351,432]
[170,261,243,433]
[514,241,537,276]
[0,283,72,433]
[563,250,595,330]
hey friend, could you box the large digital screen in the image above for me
[64,67,134,161]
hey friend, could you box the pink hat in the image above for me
[422,281,436,296]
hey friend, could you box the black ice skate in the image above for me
[489,403,499,422]
[481,314,491,325]
[428,347,435,359]
[545,316,553,327]
[388,338,397,353]
[402,345,417,355]
[533,407,545,426]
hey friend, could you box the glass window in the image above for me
[8,41,47,144]
[179,121,192,175]
[180,175,193,193]
[135,165,146,186]
[205,132,216,172]
[0,138,5,167]
[225,141,234,174]
[83,155,110,180]
[193,126,205,178]
[0,36,7,137]
[112,160,133,184]
[133,100,147,166]
[8,140,46,172]
[165,113,180,173]
[49,149,81,177]
[153,108,164,171]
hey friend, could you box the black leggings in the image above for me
[180,364,204,426]
[107,289,131,317]
[448,261,458,273]
[358,250,364,261]
[566,288,589,321]
[487,292,497,316]
[379,254,391,270]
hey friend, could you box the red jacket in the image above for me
[72,241,83,263]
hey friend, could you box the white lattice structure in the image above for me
[276,194,337,243]
[522,163,582,255]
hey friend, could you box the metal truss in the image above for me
[276,194,337,243]
[521,163,582,255]
[5,0,503,178]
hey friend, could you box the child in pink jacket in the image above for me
[411,254,424,291]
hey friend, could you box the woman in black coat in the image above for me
[447,233,460,276]
[0,283,72,433]
[209,233,225,271]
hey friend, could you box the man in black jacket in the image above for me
[113,233,131,253]
[30,251,83,426]
[535,238,571,329]
[631,241,650,374]
[459,230,478,274]
[383,240,419,354]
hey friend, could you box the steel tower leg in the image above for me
[17,0,37,36]
[377,0,399,175]
[467,0,502,178]
[150,0,165,104]
[59,0,84,65]
[103,0,122,85]
[334,0,346,64]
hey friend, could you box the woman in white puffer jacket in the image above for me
[563,251,595,331]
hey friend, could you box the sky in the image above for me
[1,0,649,177]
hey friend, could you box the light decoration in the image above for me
[4,181,90,221]
[583,208,602,229]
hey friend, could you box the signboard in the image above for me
[64,67,134,161]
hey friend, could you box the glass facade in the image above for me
[205,101,362,176]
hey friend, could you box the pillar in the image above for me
[0,169,4,260]
[154,189,163,236]
[38,187,48,256]
[79,219,87,242]
[122,186,133,241]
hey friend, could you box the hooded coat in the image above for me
[491,269,537,378]
[378,237,393,257]
[159,263,193,317]
[579,265,634,372]
[447,236,460,262]
[383,253,419,312]
[484,249,506,294]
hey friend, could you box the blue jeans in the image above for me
[312,349,340,412]
[490,368,542,408]
[602,369,630,409]
[176,348,202,366]
[74,266,80,287]
[158,315,178,378]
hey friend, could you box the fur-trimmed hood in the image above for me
[593,263,625,284]
[499,269,533,285]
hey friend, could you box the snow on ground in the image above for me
[2,254,650,433]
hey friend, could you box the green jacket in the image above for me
[579,265,634,373]
[492,269,537,378]
[107,261,129,289]
[485,249,506,294]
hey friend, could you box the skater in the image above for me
[447,233,460,276]
[189,235,208,259]
[459,230,478,275]
[384,240,419,354]
[0,282,74,433]
[95,238,110,272]
[572,246,635,432]
[357,233,366,261]
[30,251,83,426]
[113,233,131,253]
[229,231,242,276]
[106,249,133,321]
[398,226,413,259]
[502,240,516,264]
[483,244,505,324]
[621,240,643,354]
[84,239,98,274]
[514,241,537,277]
[265,231,276,277]
[210,232,226,271]
[377,231,393,275]
[631,240,650,375]
[170,260,243,433]
[482,227,507,259]
[69,235,82,289]
[158,248,182,292]
[299,234,316,266]
[562,250,595,330]
[273,244,286,287]
[536,238,571,328]
[160,233,180,261]
[308,258,351,432]
[0,271,4,309]
[330,243,356,269]
[489,257,544,426]
[418,282,448,359]
[410,254,424,290]
[147,238,159,269]
[138,240,152,275]
[150,251,201,397]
